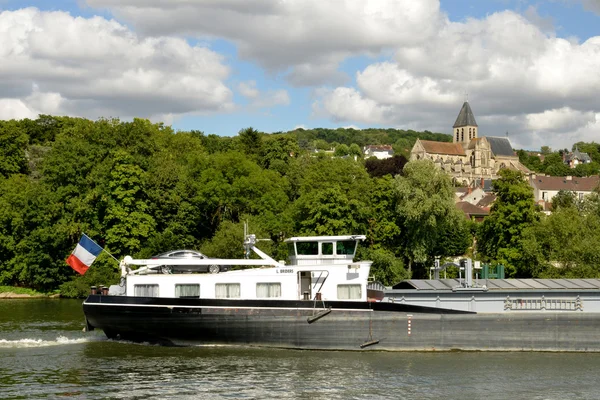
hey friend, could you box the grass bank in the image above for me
[0,286,57,298]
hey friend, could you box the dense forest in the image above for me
[1,116,600,297]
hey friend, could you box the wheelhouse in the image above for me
[285,235,366,265]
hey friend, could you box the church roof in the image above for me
[487,136,515,157]
[467,137,484,149]
[453,101,478,128]
[419,140,465,156]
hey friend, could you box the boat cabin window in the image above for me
[215,283,240,299]
[287,243,296,257]
[337,284,361,300]
[321,242,334,255]
[336,241,357,255]
[175,284,200,298]
[256,283,281,298]
[134,284,159,297]
[296,241,319,255]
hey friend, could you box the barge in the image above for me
[83,235,600,351]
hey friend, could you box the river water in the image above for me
[1,299,599,399]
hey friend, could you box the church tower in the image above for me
[452,101,478,148]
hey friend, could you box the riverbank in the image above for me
[0,286,59,299]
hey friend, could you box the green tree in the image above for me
[0,175,73,290]
[433,210,472,259]
[552,190,577,211]
[366,175,401,251]
[294,187,367,235]
[394,160,458,273]
[349,143,362,158]
[103,150,156,257]
[357,247,408,286]
[520,208,600,278]
[0,120,29,178]
[237,127,263,158]
[574,161,600,177]
[478,169,540,277]
[260,135,300,174]
[191,151,290,237]
[542,152,570,176]
[334,143,350,157]
[540,146,552,155]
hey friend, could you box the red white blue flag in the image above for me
[66,234,103,275]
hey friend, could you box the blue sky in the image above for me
[1,0,599,149]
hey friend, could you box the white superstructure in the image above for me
[116,235,372,302]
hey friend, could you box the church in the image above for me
[410,101,530,186]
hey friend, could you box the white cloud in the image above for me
[526,107,596,132]
[580,0,600,15]
[0,99,37,120]
[238,81,260,99]
[251,90,290,109]
[238,80,290,109]
[3,2,599,151]
[85,0,443,86]
[311,9,600,150]
[0,8,233,121]
[356,62,457,106]
[314,87,392,124]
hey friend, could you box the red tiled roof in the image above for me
[456,201,489,218]
[365,145,393,151]
[419,140,465,156]
[530,175,600,191]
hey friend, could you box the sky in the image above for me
[1,1,600,151]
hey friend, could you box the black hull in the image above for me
[83,295,600,351]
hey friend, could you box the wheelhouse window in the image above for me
[337,284,361,300]
[336,241,357,255]
[256,283,281,298]
[134,284,159,297]
[321,242,334,255]
[215,283,240,299]
[296,241,319,255]
[287,243,296,257]
[175,284,200,298]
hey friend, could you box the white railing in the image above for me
[504,296,583,311]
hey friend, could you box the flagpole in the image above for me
[102,248,120,264]
[83,233,120,264]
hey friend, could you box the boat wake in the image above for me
[0,336,102,348]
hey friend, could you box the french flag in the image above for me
[66,234,103,275]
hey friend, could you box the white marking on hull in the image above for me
[83,302,372,312]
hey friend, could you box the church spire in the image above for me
[453,101,478,128]
[452,101,478,146]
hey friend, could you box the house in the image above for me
[364,145,393,159]
[410,101,530,186]
[455,185,496,218]
[529,175,600,209]
[476,193,496,210]
[456,201,489,222]
[460,187,486,205]
[564,146,592,168]
[454,187,469,201]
